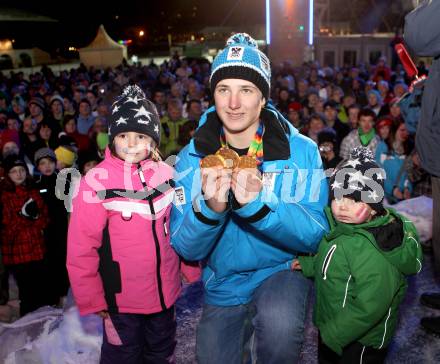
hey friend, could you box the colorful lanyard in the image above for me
[219,120,265,166]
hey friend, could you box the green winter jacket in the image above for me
[299,207,423,355]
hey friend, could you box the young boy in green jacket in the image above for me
[294,147,423,363]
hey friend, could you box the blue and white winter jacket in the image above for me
[170,104,329,306]
[375,141,413,201]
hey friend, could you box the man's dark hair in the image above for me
[359,108,377,121]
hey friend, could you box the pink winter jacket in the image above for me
[67,148,200,316]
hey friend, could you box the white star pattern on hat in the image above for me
[112,105,120,114]
[348,171,371,186]
[154,125,159,134]
[331,180,343,190]
[132,106,152,120]
[125,95,142,104]
[137,119,150,125]
[348,184,363,191]
[376,172,385,180]
[345,158,361,168]
[115,116,128,126]
[368,190,379,201]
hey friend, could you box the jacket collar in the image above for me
[325,206,395,240]
[192,105,292,161]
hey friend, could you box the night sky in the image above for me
[0,0,266,51]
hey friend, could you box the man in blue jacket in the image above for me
[171,33,328,364]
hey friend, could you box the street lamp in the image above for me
[139,30,145,37]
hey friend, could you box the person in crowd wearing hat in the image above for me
[340,108,381,161]
[0,154,50,316]
[1,129,21,160]
[54,134,78,170]
[19,118,42,165]
[404,0,440,333]
[375,121,413,204]
[67,84,200,363]
[324,100,350,150]
[170,33,328,364]
[318,128,342,171]
[376,117,393,141]
[287,101,304,130]
[76,149,101,175]
[76,98,96,135]
[28,97,61,137]
[293,147,422,363]
[34,148,69,307]
[367,90,384,117]
[48,95,65,129]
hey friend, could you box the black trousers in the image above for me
[318,334,388,364]
[8,260,51,316]
[100,306,177,364]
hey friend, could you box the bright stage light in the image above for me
[309,0,314,45]
[266,0,271,45]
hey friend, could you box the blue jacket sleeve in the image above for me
[404,0,440,57]
[233,141,329,253]
[170,145,228,261]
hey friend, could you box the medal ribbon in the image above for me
[219,120,264,166]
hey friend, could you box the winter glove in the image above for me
[19,198,40,220]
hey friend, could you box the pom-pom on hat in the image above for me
[329,147,385,213]
[108,85,161,146]
[210,33,271,100]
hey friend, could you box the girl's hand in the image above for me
[291,259,302,271]
[96,310,109,319]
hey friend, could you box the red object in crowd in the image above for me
[0,129,20,151]
[288,102,302,112]
[395,43,418,79]
[376,118,393,132]
[1,186,49,265]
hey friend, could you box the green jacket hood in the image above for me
[325,207,423,275]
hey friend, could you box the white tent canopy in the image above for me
[79,25,127,68]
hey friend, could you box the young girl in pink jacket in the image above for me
[67,85,200,364]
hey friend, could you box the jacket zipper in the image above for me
[321,244,337,280]
[137,164,167,311]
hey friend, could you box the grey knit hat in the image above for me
[34,147,57,165]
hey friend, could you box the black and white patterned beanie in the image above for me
[329,147,386,213]
[108,85,161,146]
